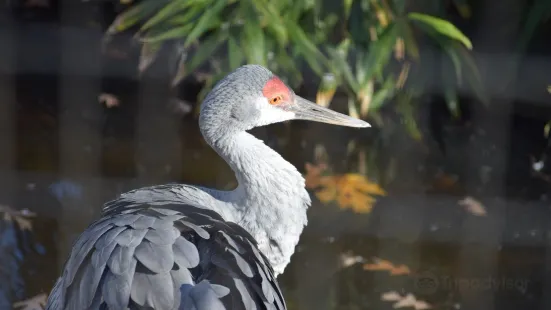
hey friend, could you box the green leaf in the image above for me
[250,0,288,46]
[140,0,200,31]
[362,22,399,82]
[107,0,168,34]
[172,29,229,86]
[141,24,194,42]
[183,0,227,48]
[167,4,206,26]
[242,19,267,65]
[408,12,472,50]
[287,21,327,76]
[397,18,419,60]
[326,43,358,92]
[370,76,396,111]
[228,36,244,70]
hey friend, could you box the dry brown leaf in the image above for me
[458,196,487,216]
[13,293,47,310]
[0,205,36,232]
[305,163,386,214]
[98,93,120,108]
[363,257,410,275]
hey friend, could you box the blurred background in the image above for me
[0,0,550,309]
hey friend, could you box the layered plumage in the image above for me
[47,186,285,309]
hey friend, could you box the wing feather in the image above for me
[47,193,287,310]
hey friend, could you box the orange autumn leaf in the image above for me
[304,163,386,214]
[363,257,410,276]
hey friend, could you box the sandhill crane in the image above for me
[46,64,370,310]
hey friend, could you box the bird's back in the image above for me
[46,192,286,310]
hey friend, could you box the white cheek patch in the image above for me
[255,97,295,126]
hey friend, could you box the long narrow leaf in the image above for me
[106,0,168,34]
[362,22,399,82]
[141,0,204,31]
[228,36,244,70]
[183,0,227,48]
[408,12,472,50]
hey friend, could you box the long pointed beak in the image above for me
[290,95,371,128]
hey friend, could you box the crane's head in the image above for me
[199,65,370,136]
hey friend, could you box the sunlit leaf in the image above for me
[408,12,472,50]
[141,24,194,42]
[364,257,411,275]
[140,0,198,31]
[183,0,226,48]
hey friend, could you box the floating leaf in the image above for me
[408,12,472,50]
[458,196,487,216]
[304,163,386,214]
[381,292,432,310]
[363,257,411,275]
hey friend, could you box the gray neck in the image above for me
[205,131,311,275]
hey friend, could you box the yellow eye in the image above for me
[269,95,283,105]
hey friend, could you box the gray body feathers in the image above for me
[46,190,286,310]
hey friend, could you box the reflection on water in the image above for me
[0,83,548,310]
